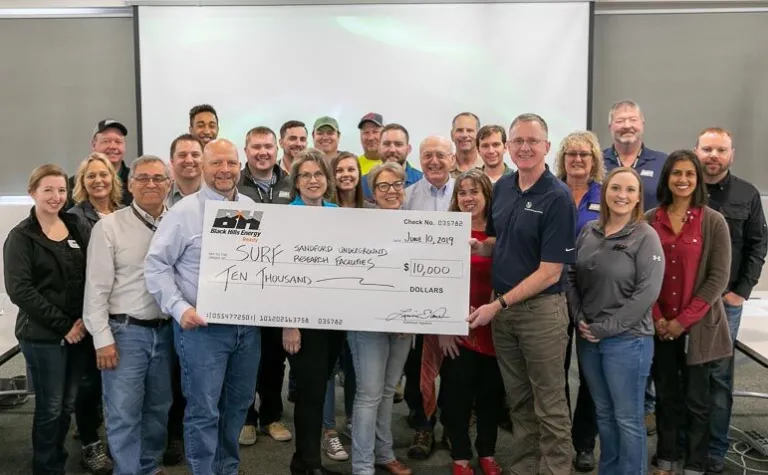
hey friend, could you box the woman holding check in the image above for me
[347,162,413,475]
[283,148,345,475]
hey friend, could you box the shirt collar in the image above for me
[425,177,452,196]
[200,183,239,202]
[450,154,483,172]
[609,143,645,168]
[131,201,166,224]
[512,166,554,194]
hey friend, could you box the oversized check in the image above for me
[196,202,470,335]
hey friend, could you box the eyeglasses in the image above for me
[565,151,593,158]
[508,138,544,148]
[298,171,327,181]
[375,181,405,192]
[132,175,169,184]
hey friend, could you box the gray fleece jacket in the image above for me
[567,221,665,340]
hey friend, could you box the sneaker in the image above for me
[322,430,349,461]
[573,450,595,472]
[81,441,113,475]
[342,419,353,439]
[452,462,475,475]
[239,424,258,446]
[645,412,657,436]
[262,421,292,442]
[407,430,434,460]
[479,457,503,475]
[394,379,405,404]
[706,456,725,474]
[162,438,185,465]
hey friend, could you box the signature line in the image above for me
[315,277,395,288]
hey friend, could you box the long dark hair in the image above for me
[449,169,493,217]
[331,151,364,208]
[656,149,708,208]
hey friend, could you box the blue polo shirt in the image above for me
[487,167,576,295]
[574,180,602,236]
[362,162,423,201]
[603,145,667,211]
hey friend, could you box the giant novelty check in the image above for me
[196,202,470,335]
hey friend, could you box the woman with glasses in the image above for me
[4,164,91,475]
[554,131,604,471]
[568,167,664,474]
[647,151,732,475]
[284,149,345,475]
[68,152,123,474]
[347,162,413,475]
[434,169,503,475]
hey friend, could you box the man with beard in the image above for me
[188,104,219,146]
[361,123,422,201]
[602,100,666,437]
[145,139,261,475]
[696,127,767,474]
[279,120,308,174]
[603,100,666,210]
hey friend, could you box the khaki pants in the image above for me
[492,292,573,475]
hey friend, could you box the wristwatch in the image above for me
[497,295,508,310]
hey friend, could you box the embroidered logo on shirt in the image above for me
[640,169,654,177]
[67,239,80,249]
[526,201,532,208]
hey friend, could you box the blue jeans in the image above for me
[20,339,86,475]
[348,331,411,474]
[174,322,261,475]
[102,320,174,475]
[323,377,336,430]
[578,334,653,475]
[709,303,743,460]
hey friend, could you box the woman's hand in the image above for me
[438,335,461,359]
[282,328,301,354]
[64,319,86,344]
[655,318,669,338]
[578,321,599,343]
[665,319,684,340]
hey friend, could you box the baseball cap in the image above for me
[358,112,384,129]
[313,116,340,133]
[92,119,128,138]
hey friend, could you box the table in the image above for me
[734,291,768,399]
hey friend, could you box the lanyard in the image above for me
[131,205,158,233]
[255,185,274,204]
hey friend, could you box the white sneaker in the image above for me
[322,430,349,461]
[238,425,258,446]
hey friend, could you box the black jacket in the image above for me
[706,172,768,299]
[68,200,100,232]
[3,208,91,342]
[238,164,293,204]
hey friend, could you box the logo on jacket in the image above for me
[652,255,662,261]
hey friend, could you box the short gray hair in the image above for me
[367,162,406,193]
[129,155,170,179]
[608,100,644,125]
[509,113,549,138]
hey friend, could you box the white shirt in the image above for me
[404,177,455,211]
[83,203,167,350]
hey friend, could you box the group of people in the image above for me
[3,100,767,475]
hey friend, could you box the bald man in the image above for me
[145,139,261,474]
[404,136,456,211]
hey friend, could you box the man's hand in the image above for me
[665,319,685,340]
[655,318,669,338]
[181,308,207,330]
[64,319,86,344]
[578,320,599,343]
[723,292,745,307]
[283,328,301,354]
[438,335,461,359]
[96,344,119,370]
[467,302,501,329]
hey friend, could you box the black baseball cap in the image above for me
[357,112,384,129]
[92,119,128,138]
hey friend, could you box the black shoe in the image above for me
[163,438,185,466]
[574,450,596,472]
[706,456,725,474]
[81,441,113,475]
[407,430,435,460]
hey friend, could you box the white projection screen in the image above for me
[137,3,591,168]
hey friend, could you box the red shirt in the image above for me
[459,230,495,356]
[650,207,710,329]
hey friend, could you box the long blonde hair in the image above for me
[72,152,122,209]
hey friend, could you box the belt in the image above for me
[109,313,170,329]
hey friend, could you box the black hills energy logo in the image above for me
[211,209,263,237]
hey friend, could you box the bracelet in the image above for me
[497,296,508,310]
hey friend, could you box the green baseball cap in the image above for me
[313,116,340,133]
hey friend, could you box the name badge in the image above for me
[640,169,654,178]
[588,202,600,212]
[67,240,80,249]
[278,191,290,198]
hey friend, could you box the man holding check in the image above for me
[145,139,261,475]
[467,113,576,475]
